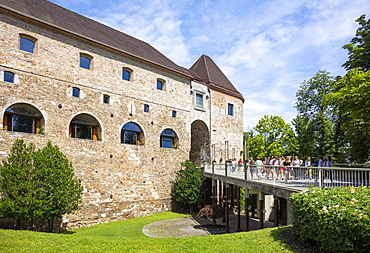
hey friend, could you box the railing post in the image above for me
[319,169,322,187]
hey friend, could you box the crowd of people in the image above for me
[234,155,334,183]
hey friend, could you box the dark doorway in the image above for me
[190,120,210,166]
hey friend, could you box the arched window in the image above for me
[20,35,36,53]
[121,122,144,145]
[160,128,177,148]
[70,114,100,140]
[3,103,44,134]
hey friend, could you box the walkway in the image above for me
[142,214,274,238]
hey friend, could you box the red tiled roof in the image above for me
[190,55,244,101]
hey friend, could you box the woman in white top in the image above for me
[291,156,301,179]
[304,156,312,180]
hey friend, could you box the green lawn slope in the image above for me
[0,212,294,253]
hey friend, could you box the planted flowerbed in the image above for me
[291,186,370,252]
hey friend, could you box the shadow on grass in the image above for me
[62,230,76,234]
[271,226,321,253]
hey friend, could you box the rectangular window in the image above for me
[103,94,110,104]
[20,37,35,53]
[123,69,131,81]
[144,104,149,112]
[172,110,177,118]
[157,80,163,90]
[72,87,80,97]
[196,94,203,108]
[4,71,15,83]
[80,55,91,69]
[228,103,234,116]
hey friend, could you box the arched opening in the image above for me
[190,120,210,166]
[160,128,178,148]
[3,103,44,134]
[121,122,144,145]
[69,113,101,140]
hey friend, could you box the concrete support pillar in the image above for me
[212,179,216,205]
[236,186,241,232]
[274,196,279,227]
[258,192,264,229]
[225,183,230,233]
[245,188,250,231]
[286,197,292,225]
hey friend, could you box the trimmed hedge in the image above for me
[291,186,370,252]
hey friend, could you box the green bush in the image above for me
[291,186,370,252]
[173,160,204,213]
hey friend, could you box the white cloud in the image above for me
[49,0,370,130]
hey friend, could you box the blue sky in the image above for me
[49,0,370,130]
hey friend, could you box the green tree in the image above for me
[0,139,39,228]
[343,14,370,71]
[173,160,204,213]
[326,69,370,162]
[0,139,83,231]
[33,141,83,231]
[247,115,297,158]
[293,70,337,160]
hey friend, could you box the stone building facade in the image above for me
[0,0,244,229]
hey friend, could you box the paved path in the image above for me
[142,214,275,238]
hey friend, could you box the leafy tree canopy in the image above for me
[325,68,370,162]
[293,70,336,159]
[246,115,298,158]
[343,14,370,71]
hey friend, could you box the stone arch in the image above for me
[190,120,210,166]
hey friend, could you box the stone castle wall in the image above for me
[0,8,243,229]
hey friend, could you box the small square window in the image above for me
[144,104,149,113]
[72,87,80,97]
[123,69,131,81]
[20,37,35,53]
[172,110,177,118]
[103,94,110,104]
[196,94,203,108]
[228,103,234,116]
[80,55,91,69]
[157,80,164,90]
[4,71,15,83]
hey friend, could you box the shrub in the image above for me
[197,204,225,225]
[291,186,370,252]
[173,160,204,213]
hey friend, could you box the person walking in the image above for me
[324,156,334,184]
[304,156,312,180]
[291,156,301,179]
[255,156,263,180]
[315,156,324,184]
[284,156,292,182]
[277,156,285,180]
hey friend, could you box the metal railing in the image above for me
[203,162,370,191]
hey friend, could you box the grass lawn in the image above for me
[0,212,294,252]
